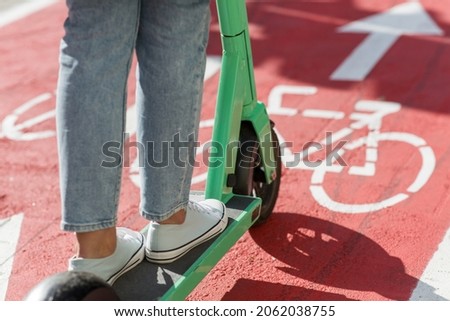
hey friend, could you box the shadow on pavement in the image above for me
[247,212,443,300]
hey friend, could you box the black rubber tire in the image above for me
[24,271,120,301]
[233,122,281,225]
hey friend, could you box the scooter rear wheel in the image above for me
[233,122,281,225]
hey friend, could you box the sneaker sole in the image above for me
[145,204,228,264]
[106,233,145,285]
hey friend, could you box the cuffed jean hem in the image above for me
[60,219,117,233]
[140,200,189,222]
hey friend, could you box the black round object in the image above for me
[25,271,120,301]
[233,121,282,225]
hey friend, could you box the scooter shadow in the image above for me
[245,212,443,301]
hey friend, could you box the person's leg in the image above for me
[135,0,209,221]
[56,0,144,284]
[135,0,227,263]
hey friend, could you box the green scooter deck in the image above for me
[112,193,261,301]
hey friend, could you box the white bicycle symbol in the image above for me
[1,83,436,215]
[267,85,436,214]
[0,92,56,141]
[133,85,436,215]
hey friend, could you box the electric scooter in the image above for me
[113,0,280,300]
[26,0,281,301]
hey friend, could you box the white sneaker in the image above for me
[68,227,145,285]
[145,199,228,264]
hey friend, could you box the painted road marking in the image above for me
[188,86,436,201]
[310,131,436,213]
[409,227,450,300]
[267,85,317,116]
[203,55,221,82]
[303,109,345,120]
[266,85,436,214]
[0,92,56,141]
[330,1,444,81]
[0,213,24,301]
[0,0,56,28]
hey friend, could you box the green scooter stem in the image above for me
[205,0,277,202]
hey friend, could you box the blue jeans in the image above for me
[56,0,210,232]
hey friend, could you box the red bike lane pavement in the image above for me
[1,0,450,301]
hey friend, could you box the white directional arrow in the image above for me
[0,213,24,301]
[330,1,444,81]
